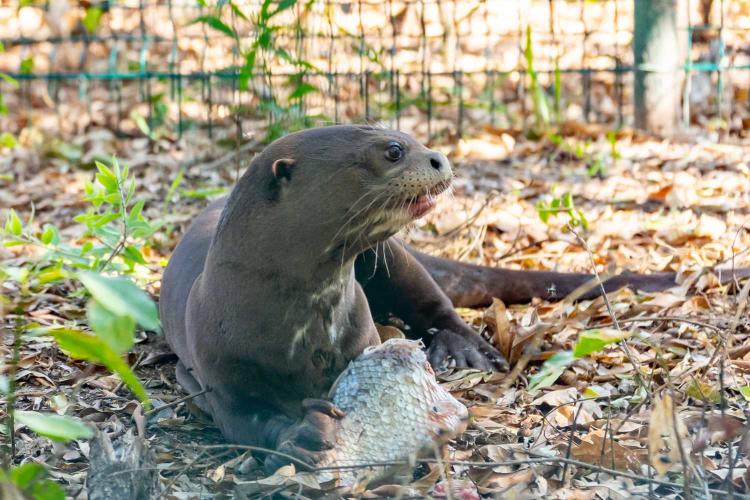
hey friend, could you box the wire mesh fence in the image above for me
[1,0,749,145]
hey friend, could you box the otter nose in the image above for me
[429,153,448,171]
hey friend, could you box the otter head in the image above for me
[225,125,452,264]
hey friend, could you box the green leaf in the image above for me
[528,351,575,393]
[164,169,185,205]
[122,245,147,265]
[95,161,118,193]
[131,111,151,138]
[127,199,145,224]
[5,208,23,236]
[91,212,120,228]
[43,327,149,405]
[289,82,317,101]
[572,328,629,357]
[271,0,297,17]
[8,462,65,500]
[191,15,238,39]
[181,187,228,199]
[14,411,94,443]
[0,132,17,148]
[36,266,70,285]
[28,480,66,500]
[82,6,103,33]
[87,299,136,354]
[229,1,249,21]
[576,209,589,230]
[739,386,750,402]
[686,379,721,404]
[78,271,160,332]
[257,28,272,49]
[562,192,574,210]
[40,224,60,245]
[239,49,257,91]
[535,201,550,224]
[19,56,34,75]
[10,462,46,488]
[0,72,19,87]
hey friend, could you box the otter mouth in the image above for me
[404,180,451,218]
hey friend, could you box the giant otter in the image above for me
[159,125,708,470]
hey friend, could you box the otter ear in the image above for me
[271,158,295,183]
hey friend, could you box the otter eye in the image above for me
[385,143,404,162]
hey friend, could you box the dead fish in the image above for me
[317,339,468,487]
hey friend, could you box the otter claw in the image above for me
[265,399,343,473]
[427,329,508,372]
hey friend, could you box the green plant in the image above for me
[193,0,327,141]
[131,93,170,141]
[524,26,551,138]
[528,328,628,392]
[536,191,588,230]
[82,6,104,34]
[547,131,620,178]
[1,157,159,494]
[0,462,66,499]
[4,158,160,275]
[0,42,19,147]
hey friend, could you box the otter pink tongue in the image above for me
[407,194,436,218]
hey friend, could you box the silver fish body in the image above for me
[317,339,467,486]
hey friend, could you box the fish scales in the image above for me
[317,339,468,486]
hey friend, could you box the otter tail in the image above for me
[407,247,746,308]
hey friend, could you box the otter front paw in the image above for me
[264,398,344,473]
[427,329,508,372]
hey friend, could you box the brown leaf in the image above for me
[469,467,535,494]
[648,393,691,476]
[484,298,513,361]
[375,324,405,342]
[571,428,646,472]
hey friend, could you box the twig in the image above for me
[729,217,750,292]
[99,170,131,272]
[446,192,498,238]
[560,395,583,486]
[433,446,453,500]
[3,315,23,468]
[313,456,749,497]
[189,444,315,471]
[728,276,750,338]
[596,315,722,333]
[143,387,212,416]
[566,224,648,392]
[668,389,694,499]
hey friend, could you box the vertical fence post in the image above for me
[682,6,692,129]
[633,0,681,135]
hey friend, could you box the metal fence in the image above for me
[1,0,749,144]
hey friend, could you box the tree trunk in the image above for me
[633,0,681,134]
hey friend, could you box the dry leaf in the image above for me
[208,465,225,482]
[571,428,646,472]
[375,324,405,342]
[484,298,513,361]
[648,393,692,476]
